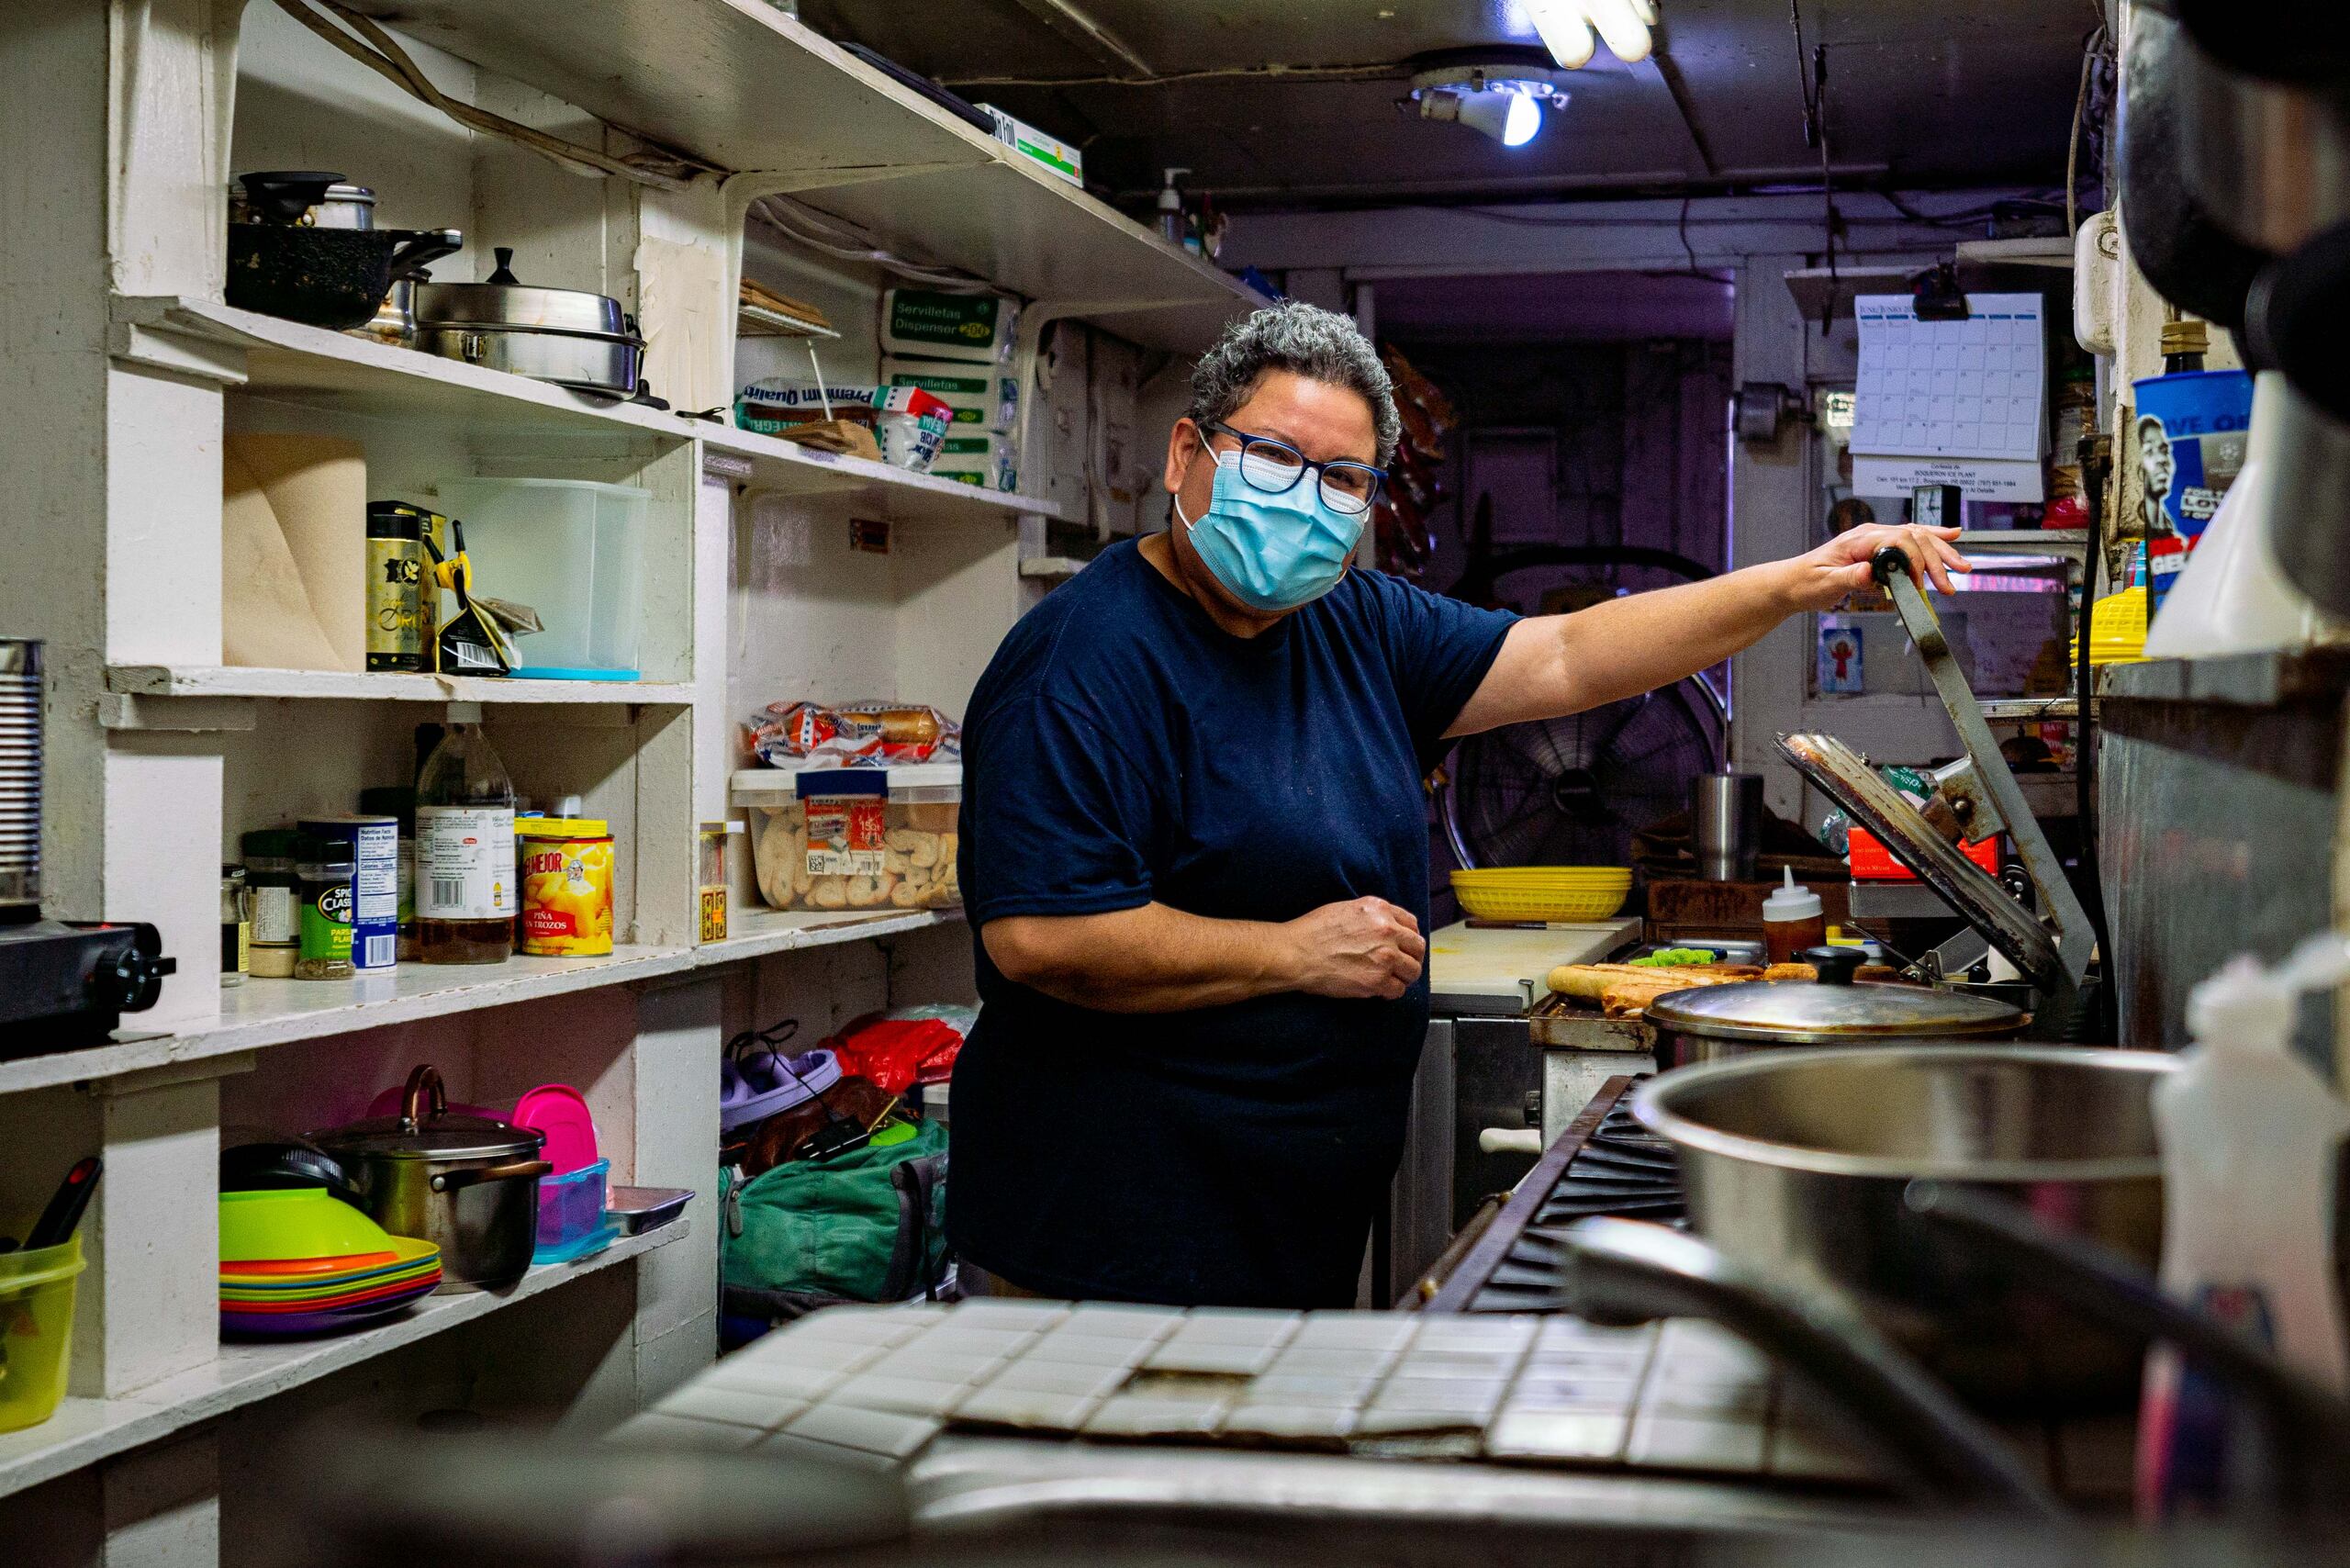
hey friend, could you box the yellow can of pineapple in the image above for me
[515,818,614,956]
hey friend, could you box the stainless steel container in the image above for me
[309,1065,549,1292]
[411,249,642,394]
[1690,771,1762,881]
[232,172,377,230]
[411,323,642,395]
[1645,948,2023,1070]
[0,638,40,913]
[1634,1045,2172,1409]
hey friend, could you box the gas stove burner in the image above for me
[1427,1080,1691,1314]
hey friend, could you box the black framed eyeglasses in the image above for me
[1201,421,1386,516]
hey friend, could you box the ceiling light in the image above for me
[1525,0,1659,67]
[1405,53,1572,149]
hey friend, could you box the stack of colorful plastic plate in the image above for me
[218,1190,441,1338]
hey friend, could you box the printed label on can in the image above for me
[300,881,353,963]
[519,835,614,956]
[365,536,426,668]
[302,817,400,969]
[417,806,516,920]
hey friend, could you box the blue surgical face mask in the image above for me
[1174,448,1366,613]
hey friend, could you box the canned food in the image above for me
[515,817,614,956]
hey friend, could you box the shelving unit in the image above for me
[0,1222,689,1505]
[0,0,1236,1553]
[106,666,698,706]
[334,0,1262,352]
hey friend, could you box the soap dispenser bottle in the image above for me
[1157,167,1190,246]
[2136,934,2350,1518]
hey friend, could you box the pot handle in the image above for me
[399,1064,449,1133]
[386,227,464,281]
[1904,1181,2350,1515]
[429,1158,552,1194]
[1552,1216,2069,1520]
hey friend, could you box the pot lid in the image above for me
[310,1111,544,1162]
[1646,949,2022,1044]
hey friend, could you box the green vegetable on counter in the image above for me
[1628,947,1720,968]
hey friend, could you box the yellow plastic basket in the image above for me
[1449,868,1631,923]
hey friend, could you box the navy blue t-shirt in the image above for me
[947,540,1517,1307]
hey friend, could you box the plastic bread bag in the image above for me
[744,700,961,767]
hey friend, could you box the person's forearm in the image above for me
[983,903,1296,1013]
[1552,558,1801,711]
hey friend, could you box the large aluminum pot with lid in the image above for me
[1634,1045,2171,1410]
[1645,945,2022,1071]
[309,1064,549,1292]
[410,246,643,395]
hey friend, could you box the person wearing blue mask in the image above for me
[949,299,1965,1309]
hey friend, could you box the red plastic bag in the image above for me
[823,1015,965,1096]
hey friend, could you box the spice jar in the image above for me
[295,834,358,980]
[241,828,302,980]
[219,865,249,988]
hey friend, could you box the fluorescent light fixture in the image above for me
[1526,0,1658,67]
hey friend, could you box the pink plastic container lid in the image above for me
[512,1084,598,1175]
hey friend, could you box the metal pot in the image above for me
[411,323,643,396]
[410,246,643,395]
[232,171,377,230]
[227,225,463,331]
[1645,946,2023,1071]
[308,1064,549,1292]
[1633,1045,2173,1409]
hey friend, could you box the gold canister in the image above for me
[365,502,429,672]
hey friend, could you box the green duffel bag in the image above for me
[721,1121,948,1304]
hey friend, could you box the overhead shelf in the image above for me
[0,1221,688,1504]
[335,0,1262,352]
[113,297,1058,525]
[0,908,960,1097]
[106,666,696,706]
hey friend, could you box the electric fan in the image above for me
[1440,678,1727,870]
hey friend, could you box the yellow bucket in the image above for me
[0,1232,84,1433]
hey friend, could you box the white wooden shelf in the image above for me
[336,0,1261,352]
[106,666,696,706]
[700,905,962,964]
[1016,555,1087,580]
[2,908,965,1097]
[112,297,1059,528]
[0,1221,688,1504]
[703,425,1058,525]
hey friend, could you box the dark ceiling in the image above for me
[798,0,2099,212]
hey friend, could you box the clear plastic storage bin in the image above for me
[534,1158,613,1263]
[733,764,960,913]
[438,478,649,678]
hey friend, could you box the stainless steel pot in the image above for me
[412,322,643,396]
[232,170,377,230]
[1645,946,2023,1070]
[309,1064,550,1293]
[1633,1045,2172,1410]
[409,245,643,394]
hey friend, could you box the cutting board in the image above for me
[1428,918,1640,1015]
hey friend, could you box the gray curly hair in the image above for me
[1189,299,1400,465]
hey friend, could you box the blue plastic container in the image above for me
[532,1158,614,1263]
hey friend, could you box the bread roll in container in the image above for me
[733,763,960,913]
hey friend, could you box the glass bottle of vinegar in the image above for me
[414,704,516,964]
